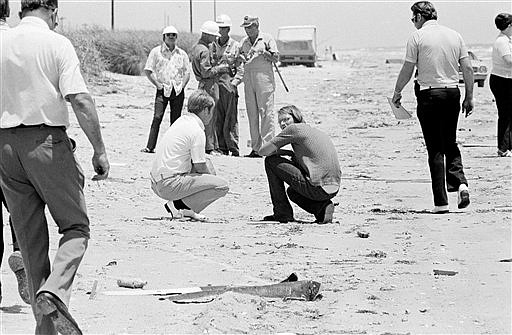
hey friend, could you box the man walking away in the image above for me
[190,21,230,155]
[238,15,279,158]
[141,25,190,153]
[392,1,473,214]
[0,0,110,333]
[213,14,243,157]
[0,0,30,307]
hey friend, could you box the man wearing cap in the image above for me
[141,25,190,153]
[392,1,473,214]
[190,20,230,155]
[212,14,243,156]
[238,15,279,158]
[0,0,109,333]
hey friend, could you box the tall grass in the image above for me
[62,26,199,81]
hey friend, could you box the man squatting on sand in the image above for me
[150,90,229,222]
[141,25,190,154]
[0,0,30,307]
[392,1,473,214]
[0,0,110,333]
[259,106,341,224]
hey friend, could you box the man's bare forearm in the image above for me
[69,93,106,154]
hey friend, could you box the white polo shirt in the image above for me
[151,113,206,179]
[0,16,88,128]
[491,33,512,79]
[405,20,468,88]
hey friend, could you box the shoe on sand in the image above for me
[497,149,512,157]
[181,209,208,222]
[317,202,334,224]
[8,251,30,304]
[262,214,294,223]
[433,205,449,214]
[457,184,470,209]
[35,291,82,335]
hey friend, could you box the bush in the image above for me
[63,26,199,78]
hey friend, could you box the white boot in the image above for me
[181,209,208,222]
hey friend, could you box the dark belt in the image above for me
[13,124,65,130]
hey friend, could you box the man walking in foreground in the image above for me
[190,20,230,155]
[213,14,243,157]
[238,15,279,158]
[0,0,30,307]
[0,0,109,333]
[141,25,190,153]
[392,1,473,213]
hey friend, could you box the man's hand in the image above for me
[462,96,474,118]
[392,90,402,108]
[91,151,109,180]
[261,50,275,62]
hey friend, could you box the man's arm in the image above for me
[259,142,278,156]
[392,61,416,107]
[502,54,512,66]
[191,158,215,175]
[144,69,163,90]
[459,56,474,117]
[68,93,110,180]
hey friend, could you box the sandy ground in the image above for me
[1,48,511,334]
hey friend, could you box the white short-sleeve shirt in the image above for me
[151,113,206,178]
[0,17,89,128]
[491,33,512,79]
[405,20,468,88]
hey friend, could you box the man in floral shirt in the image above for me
[142,25,190,153]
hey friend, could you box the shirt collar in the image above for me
[161,42,177,54]
[421,20,438,29]
[189,113,205,130]
[19,16,50,30]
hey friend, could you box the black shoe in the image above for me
[231,150,240,157]
[315,201,334,224]
[219,149,229,155]
[141,147,155,153]
[8,251,30,304]
[262,214,294,223]
[458,189,470,209]
[35,292,82,335]
[245,150,262,158]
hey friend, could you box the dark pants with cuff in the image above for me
[264,155,336,221]
[0,125,89,335]
[146,88,185,151]
[489,74,512,152]
[216,85,239,155]
[415,85,468,206]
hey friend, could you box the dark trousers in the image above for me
[216,85,239,154]
[0,187,19,271]
[415,86,468,206]
[489,74,512,152]
[0,126,89,335]
[198,80,219,152]
[264,155,336,221]
[145,88,185,151]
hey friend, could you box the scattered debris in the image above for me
[117,278,147,289]
[433,269,458,276]
[88,280,98,300]
[106,260,117,266]
[357,231,369,238]
[365,250,387,258]
[367,294,379,300]
[419,308,428,313]
[499,258,512,262]
[356,309,378,314]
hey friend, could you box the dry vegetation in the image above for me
[62,26,199,81]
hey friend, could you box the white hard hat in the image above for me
[200,21,220,37]
[216,14,232,27]
[162,26,178,35]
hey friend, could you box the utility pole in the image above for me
[111,0,114,30]
[213,0,216,20]
[189,0,192,33]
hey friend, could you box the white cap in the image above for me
[216,14,232,27]
[162,25,178,35]
[200,20,220,37]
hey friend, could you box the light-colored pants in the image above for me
[0,126,89,335]
[151,173,228,213]
[243,68,275,152]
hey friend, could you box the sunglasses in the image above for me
[165,33,177,38]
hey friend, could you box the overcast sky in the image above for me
[5,0,512,49]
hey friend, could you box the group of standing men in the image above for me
[142,14,279,158]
